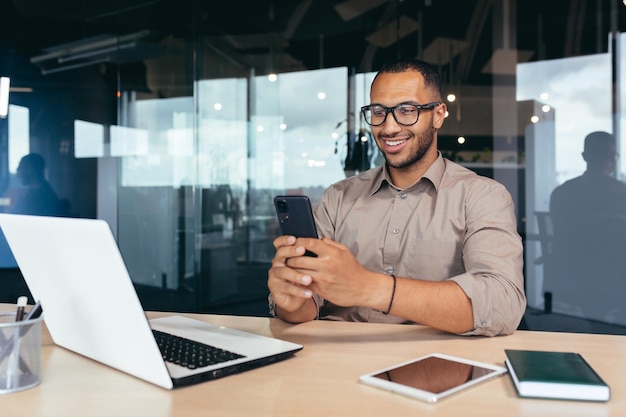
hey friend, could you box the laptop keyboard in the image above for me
[152,329,246,369]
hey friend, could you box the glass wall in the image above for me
[2,0,626,333]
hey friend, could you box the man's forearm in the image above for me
[390,278,474,334]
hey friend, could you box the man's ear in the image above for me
[433,102,447,129]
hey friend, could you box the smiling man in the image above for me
[267,58,526,337]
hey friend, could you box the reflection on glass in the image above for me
[75,120,104,158]
[257,67,347,191]
[518,42,626,326]
[8,105,30,173]
[110,125,149,157]
[517,53,612,183]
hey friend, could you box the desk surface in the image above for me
[1,304,624,417]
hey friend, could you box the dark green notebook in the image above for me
[504,349,610,402]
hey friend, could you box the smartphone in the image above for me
[359,353,507,403]
[273,195,318,256]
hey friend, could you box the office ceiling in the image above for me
[2,0,626,86]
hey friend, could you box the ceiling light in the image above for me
[31,31,150,64]
[57,42,136,63]
[9,87,33,93]
[29,31,174,76]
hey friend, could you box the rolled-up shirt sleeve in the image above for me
[449,181,526,336]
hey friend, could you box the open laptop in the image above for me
[0,213,302,389]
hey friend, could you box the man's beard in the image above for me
[381,126,436,169]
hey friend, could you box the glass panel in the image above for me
[253,67,347,204]
[192,68,350,310]
[195,77,247,308]
[518,52,615,323]
[116,96,195,295]
[3,1,626,334]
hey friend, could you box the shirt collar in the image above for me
[368,152,446,195]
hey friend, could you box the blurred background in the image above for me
[1,0,626,334]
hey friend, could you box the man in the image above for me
[548,131,626,317]
[268,59,526,336]
[9,153,60,216]
[550,131,626,220]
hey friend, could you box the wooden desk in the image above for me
[1,304,624,417]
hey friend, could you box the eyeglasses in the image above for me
[360,102,441,126]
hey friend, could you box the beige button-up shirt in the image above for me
[311,154,526,336]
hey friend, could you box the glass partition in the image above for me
[2,1,626,333]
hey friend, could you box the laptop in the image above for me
[0,213,302,389]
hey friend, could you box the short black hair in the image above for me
[584,131,614,154]
[373,58,442,100]
[19,153,46,173]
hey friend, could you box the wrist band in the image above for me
[383,274,396,314]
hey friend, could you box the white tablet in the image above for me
[359,353,507,403]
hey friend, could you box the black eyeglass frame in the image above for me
[360,102,442,126]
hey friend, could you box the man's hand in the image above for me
[268,235,317,322]
[283,237,389,311]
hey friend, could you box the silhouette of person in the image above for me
[548,131,626,320]
[550,131,626,218]
[9,153,61,216]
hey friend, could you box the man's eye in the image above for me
[397,106,417,115]
[371,108,386,116]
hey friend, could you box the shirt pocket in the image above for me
[405,239,463,281]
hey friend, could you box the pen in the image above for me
[24,300,43,321]
[7,296,28,389]
[15,296,27,322]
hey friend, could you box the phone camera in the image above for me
[277,200,288,213]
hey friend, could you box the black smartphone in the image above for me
[274,195,318,256]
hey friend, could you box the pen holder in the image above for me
[0,312,43,394]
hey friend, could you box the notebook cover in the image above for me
[504,349,610,402]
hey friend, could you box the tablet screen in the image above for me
[359,353,507,403]
[371,355,495,394]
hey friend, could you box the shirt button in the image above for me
[481,322,487,327]
[392,228,399,234]
[401,193,407,199]
[387,266,394,274]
